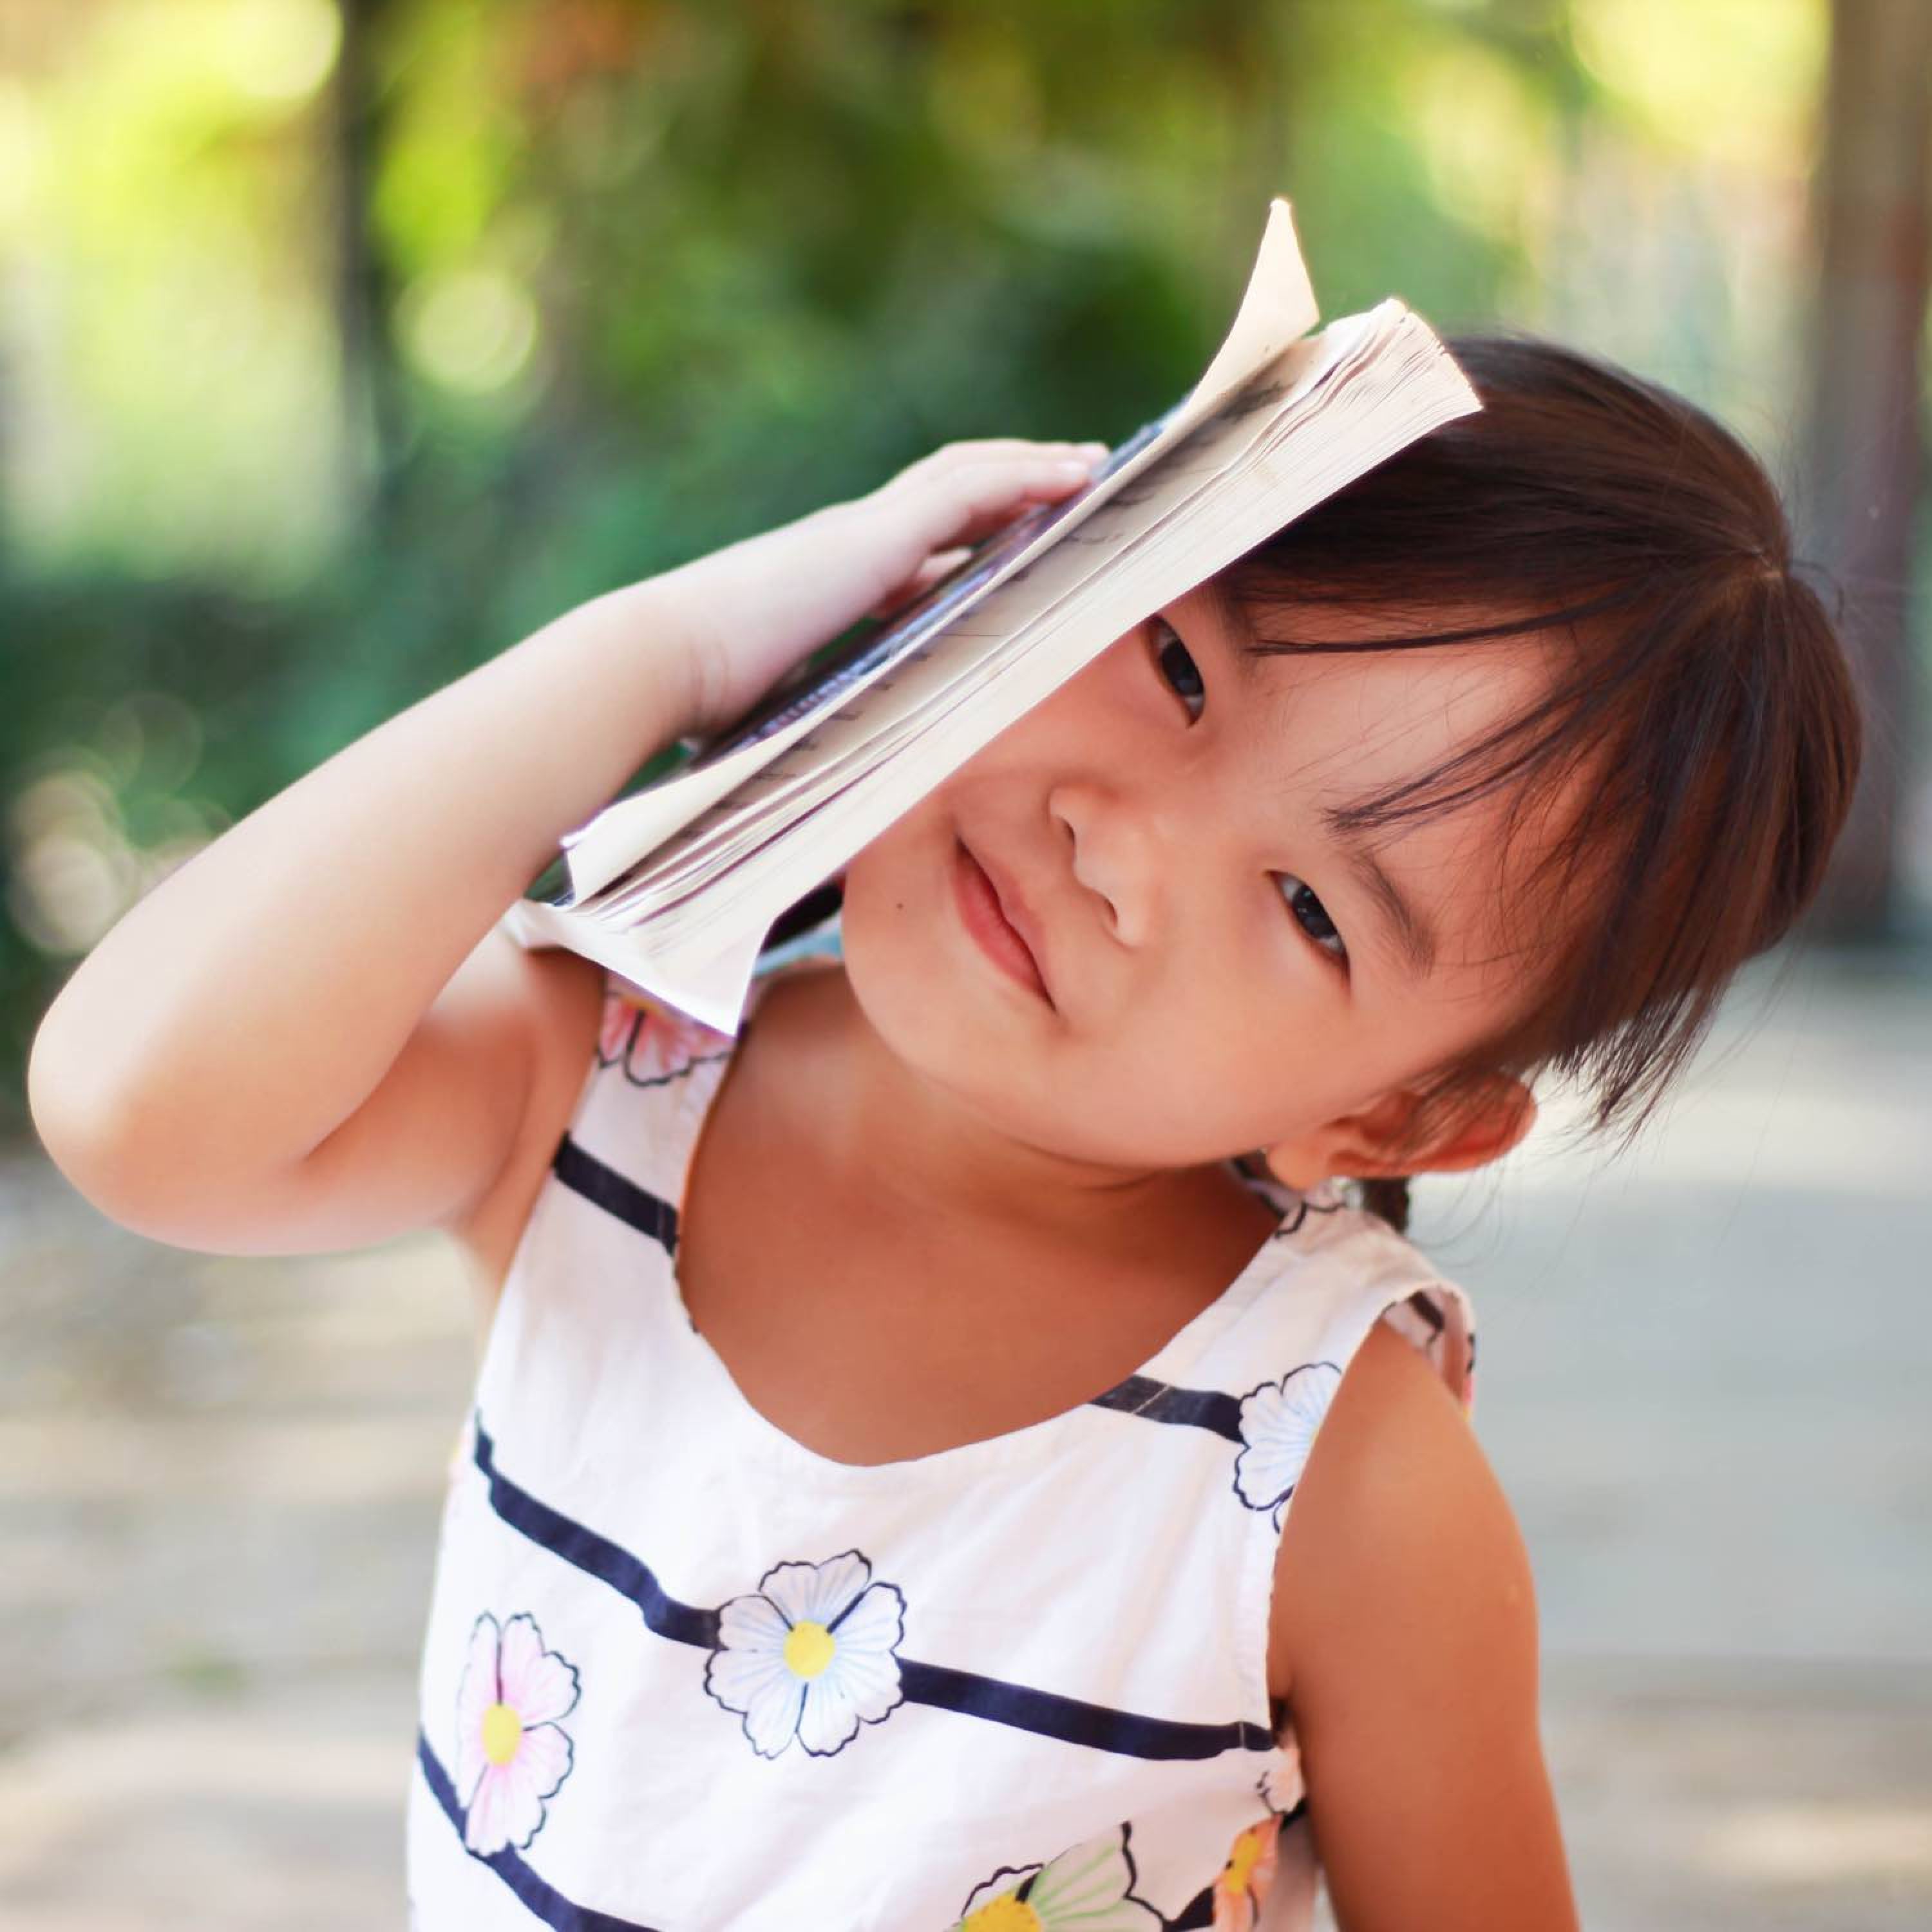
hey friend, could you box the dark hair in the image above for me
[1220,333,1863,1229]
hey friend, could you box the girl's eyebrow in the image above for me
[1182,576,1445,966]
[1196,583,1262,681]
[1320,810,1440,975]
[1191,584,1438,973]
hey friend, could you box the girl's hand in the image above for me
[652,437,1110,736]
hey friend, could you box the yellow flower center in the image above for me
[783,1619,836,1678]
[480,1701,524,1766]
[1220,1826,1265,1895]
[962,1899,1041,1932]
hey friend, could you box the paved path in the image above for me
[1,945,1926,1927]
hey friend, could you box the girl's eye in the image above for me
[1275,873,1348,964]
[1150,618,1205,722]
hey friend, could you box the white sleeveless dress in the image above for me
[406,958,1477,1931]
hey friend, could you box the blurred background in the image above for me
[1,1,1927,1927]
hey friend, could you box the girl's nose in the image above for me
[1046,779,1155,947]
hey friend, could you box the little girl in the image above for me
[28,335,1861,1932]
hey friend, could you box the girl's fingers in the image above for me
[892,441,1110,505]
[891,449,1106,552]
[857,446,1103,620]
[906,437,1108,469]
[909,544,976,587]
[862,546,975,621]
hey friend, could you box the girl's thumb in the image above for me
[865,547,976,622]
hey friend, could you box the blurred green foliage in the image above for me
[0,0,1875,1135]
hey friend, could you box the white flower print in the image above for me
[1233,1361,1342,1526]
[453,1612,580,1855]
[704,1549,905,1758]
[951,1823,1162,1931]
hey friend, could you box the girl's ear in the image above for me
[1395,1074,1537,1175]
[1264,1075,1537,1189]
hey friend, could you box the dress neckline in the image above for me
[660,960,1302,1486]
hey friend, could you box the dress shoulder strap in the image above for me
[560,972,737,1210]
[570,954,841,1197]
[1186,1186,1480,1482]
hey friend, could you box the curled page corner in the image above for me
[655,927,764,1036]
[493,896,762,1036]
[1180,197,1318,417]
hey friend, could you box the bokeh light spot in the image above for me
[399,266,539,395]
[220,0,342,105]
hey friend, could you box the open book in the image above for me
[502,199,1481,1032]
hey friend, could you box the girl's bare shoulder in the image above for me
[1271,1319,1530,1683]
[1267,1320,1576,1927]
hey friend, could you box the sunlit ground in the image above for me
[1,941,1927,1930]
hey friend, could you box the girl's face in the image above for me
[839,581,1562,1177]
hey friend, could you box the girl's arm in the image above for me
[1273,1320,1580,1931]
[27,439,1106,1256]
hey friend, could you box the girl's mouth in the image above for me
[951,839,1054,1007]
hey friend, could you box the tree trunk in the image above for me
[1802,0,1932,939]
[325,0,410,538]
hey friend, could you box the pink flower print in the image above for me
[598,987,733,1087]
[453,1612,580,1855]
[1260,1738,1306,1817]
[1211,1814,1282,1931]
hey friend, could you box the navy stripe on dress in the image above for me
[417,1732,663,1932]
[553,1136,679,1255]
[422,1721,1307,1932]
[1086,1376,1244,1442]
[476,1425,718,1648]
[473,1422,1273,1763]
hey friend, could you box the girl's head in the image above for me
[837,335,1862,1206]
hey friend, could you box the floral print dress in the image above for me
[406,960,1477,1931]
